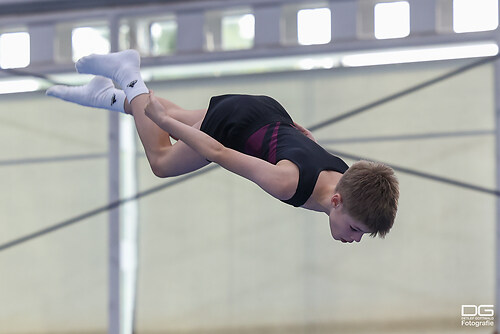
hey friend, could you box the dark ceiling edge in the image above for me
[0,0,354,18]
[0,0,195,16]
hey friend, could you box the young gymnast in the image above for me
[46,49,399,244]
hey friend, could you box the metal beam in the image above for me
[0,0,193,16]
[108,112,121,334]
[0,0,497,78]
[108,15,121,334]
[0,0,354,20]
[318,129,495,145]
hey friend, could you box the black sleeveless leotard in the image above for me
[200,94,349,207]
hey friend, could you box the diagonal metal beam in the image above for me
[309,55,500,131]
[327,149,500,197]
[0,165,218,253]
[318,129,495,145]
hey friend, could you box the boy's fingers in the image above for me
[149,90,160,105]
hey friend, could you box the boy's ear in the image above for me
[331,193,342,207]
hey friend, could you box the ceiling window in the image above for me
[374,1,410,39]
[297,7,331,45]
[72,25,110,62]
[453,0,499,33]
[221,13,255,50]
[150,20,177,56]
[0,31,30,69]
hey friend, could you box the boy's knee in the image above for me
[152,168,169,178]
[150,158,171,178]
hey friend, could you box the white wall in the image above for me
[0,94,108,333]
[0,58,495,334]
[136,59,496,333]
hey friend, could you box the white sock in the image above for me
[75,49,148,103]
[46,76,127,113]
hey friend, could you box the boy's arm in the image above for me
[145,92,221,161]
[144,92,297,200]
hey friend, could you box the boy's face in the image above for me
[329,206,371,244]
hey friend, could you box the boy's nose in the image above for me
[353,233,363,243]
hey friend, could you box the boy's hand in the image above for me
[145,90,168,125]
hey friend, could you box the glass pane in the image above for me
[297,7,332,45]
[72,26,110,62]
[453,0,499,33]
[150,21,177,56]
[374,1,410,39]
[119,15,176,56]
[119,24,131,51]
[0,31,30,69]
[221,13,255,50]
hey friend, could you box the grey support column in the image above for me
[204,10,222,51]
[28,23,55,66]
[254,4,281,48]
[281,4,298,45]
[436,0,453,33]
[119,116,139,334]
[108,15,121,334]
[108,113,121,334]
[357,0,375,40]
[330,0,358,42]
[54,23,73,63]
[109,14,140,334]
[409,0,437,36]
[176,10,205,54]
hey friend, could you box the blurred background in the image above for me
[0,0,499,333]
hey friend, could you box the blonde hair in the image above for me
[335,160,399,238]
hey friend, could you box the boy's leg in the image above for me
[124,95,206,127]
[75,49,149,104]
[47,77,207,126]
[74,49,208,127]
[46,81,210,176]
[57,50,211,177]
[128,94,210,177]
[46,77,126,113]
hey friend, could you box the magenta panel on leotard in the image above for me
[243,123,270,158]
[243,121,280,164]
[268,122,280,164]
